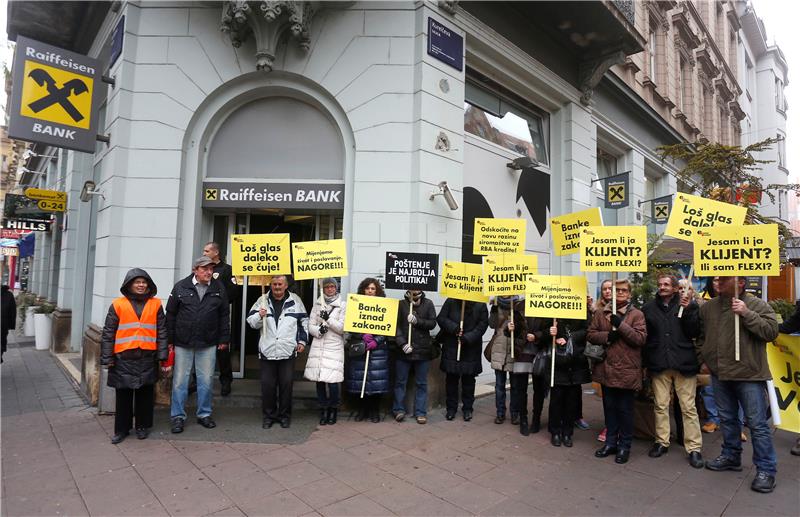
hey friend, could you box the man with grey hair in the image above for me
[166,256,230,433]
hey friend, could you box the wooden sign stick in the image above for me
[408,303,414,349]
[360,349,370,398]
[457,300,466,361]
[550,318,557,388]
[678,266,693,318]
[734,276,740,361]
[510,302,515,360]
[260,280,267,342]
[611,272,617,329]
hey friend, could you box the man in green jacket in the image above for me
[695,276,779,493]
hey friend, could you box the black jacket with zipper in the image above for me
[641,293,700,375]
[166,274,230,349]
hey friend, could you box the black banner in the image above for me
[385,252,439,291]
[604,172,630,209]
[651,195,672,224]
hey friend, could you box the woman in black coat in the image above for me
[437,298,489,421]
[101,269,168,443]
[393,290,437,424]
[344,278,390,422]
[546,314,592,447]
[1,285,16,363]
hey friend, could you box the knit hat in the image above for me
[320,277,339,292]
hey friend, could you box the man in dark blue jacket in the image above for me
[642,273,703,469]
[166,256,230,433]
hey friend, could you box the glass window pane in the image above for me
[464,101,548,164]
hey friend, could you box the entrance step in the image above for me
[209,378,319,410]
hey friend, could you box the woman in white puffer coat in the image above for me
[304,277,346,425]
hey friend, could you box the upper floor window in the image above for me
[777,134,786,168]
[464,72,549,165]
[648,27,657,80]
[776,79,786,112]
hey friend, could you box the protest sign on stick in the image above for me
[664,193,746,242]
[344,294,399,337]
[579,226,648,273]
[767,335,800,432]
[473,218,526,255]
[440,262,490,304]
[231,233,291,276]
[551,207,603,256]
[386,251,439,350]
[292,239,348,280]
[678,265,693,319]
[482,254,538,296]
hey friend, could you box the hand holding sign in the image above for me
[231,234,291,276]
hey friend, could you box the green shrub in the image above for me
[769,299,795,323]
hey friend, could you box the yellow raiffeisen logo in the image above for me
[19,60,93,130]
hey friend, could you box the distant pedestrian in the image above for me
[1,285,16,363]
[166,256,230,434]
[248,275,308,429]
[304,277,346,426]
[101,269,168,444]
[203,241,238,396]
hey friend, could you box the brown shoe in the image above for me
[701,422,718,433]
[741,431,747,442]
[416,416,427,425]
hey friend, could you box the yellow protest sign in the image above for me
[230,234,291,276]
[343,294,399,337]
[292,239,348,280]
[440,261,490,303]
[551,207,603,256]
[20,60,94,130]
[525,275,588,320]
[473,218,526,255]
[579,226,647,272]
[482,254,538,296]
[694,224,779,276]
[665,193,747,241]
[768,334,800,433]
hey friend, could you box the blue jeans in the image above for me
[171,346,217,420]
[393,359,430,417]
[701,384,745,426]
[712,376,777,475]
[316,382,340,408]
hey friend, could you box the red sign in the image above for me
[0,229,29,239]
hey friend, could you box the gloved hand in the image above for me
[318,324,328,335]
[402,343,413,354]
[607,330,620,344]
[610,314,622,328]
[363,334,378,351]
[319,310,329,321]
[407,314,417,325]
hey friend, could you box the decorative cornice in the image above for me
[437,1,459,16]
[578,50,626,105]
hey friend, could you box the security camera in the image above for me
[79,180,105,202]
[429,181,459,211]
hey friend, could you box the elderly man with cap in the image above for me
[166,256,230,434]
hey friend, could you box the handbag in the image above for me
[430,331,443,360]
[532,348,550,377]
[346,333,366,358]
[585,309,629,362]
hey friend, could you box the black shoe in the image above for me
[326,408,338,425]
[354,409,365,422]
[135,427,149,440]
[280,418,291,428]
[551,434,562,447]
[595,445,618,458]
[751,471,776,493]
[648,443,669,458]
[688,451,704,469]
[221,381,231,397]
[615,449,630,464]
[494,414,505,424]
[562,435,573,448]
[263,417,274,429]
[510,412,520,425]
[445,410,456,421]
[319,409,328,426]
[170,418,184,434]
[111,432,128,444]
[530,418,541,434]
[705,455,743,472]
[197,416,216,429]
[369,410,380,423]
[463,410,473,422]
[520,418,529,436]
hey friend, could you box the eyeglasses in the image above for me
[615,288,630,293]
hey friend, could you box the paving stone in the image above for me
[202,457,263,485]
[217,470,285,503]
[318,494,394,516]
[346,441,402,464]
[2,486,89,516]
[205,506,247,517]
[78,466,167,516]
[290,476,359,510]
[438,480,507,514]
[149,468,233,516]
[398,495,469,516]
[3,463,77,495]
[438,452,496,479]
[398,463,466,492]
[288,437,342,459]
[363,476,438,512]
[247,447,305,471]
[237,489,314,516]
[268,459,330,490]
[174,441,242,468]
[134,453,199,481]
[478,497,549,516]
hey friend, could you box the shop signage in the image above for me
[24,188,67,212]
[1,218,52,232]
[604,172,630,209]
[427,17,463,71]
[651,195,672,224]
[202,181,344,209]
[385,252,439,291]
[0,229,31,239]
[8,36,104,153]
[2,247,19,257]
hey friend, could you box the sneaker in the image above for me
[751,471,776,493]
[394,412,406,422]
[170,417,185,434]
[574,418,591,430]
[791,438,800,456]
[597,428,607,442]
[111,432,128,444]
[701,422,718,433]
[705,455,742,472]
[416,416,427,425]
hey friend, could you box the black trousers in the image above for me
[445,373,476,412]
[115,385,154,434]
[217,347,232,385]
[511,373,547,419]
[260,357,295,421]
[602,386,635,450]
[549,384,582,437]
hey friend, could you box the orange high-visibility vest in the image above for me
[112,297,161,354]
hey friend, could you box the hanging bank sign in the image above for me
[202,181,345,209]
[8,36,104,153]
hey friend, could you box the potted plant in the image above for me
[33,302,56,351]
[15,292,38,337]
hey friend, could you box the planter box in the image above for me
[34,313,52,350]
[24,307,38,337]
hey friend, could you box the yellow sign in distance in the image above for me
[579,226,648,272]
[19,60,93,129]
[343,293,399,337]
[767,334,800,433]
[230,233,291,276]
[482,254,538,296]
[525,275,588,320]
[473,218,526,255]
[665,193,747,242]
[551,207,603,256]
[36,199,65,212]
[440,261,490,303]
[694,224,779,276]
[292,239,348,280]
[24,188,67,202]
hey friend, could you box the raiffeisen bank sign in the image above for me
[202,181,345,209]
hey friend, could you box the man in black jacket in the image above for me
[642,273,703,468]
[1,285,16,363]
[166,256,230,433]
[203,241,237,396]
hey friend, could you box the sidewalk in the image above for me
[2,333,797,516]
